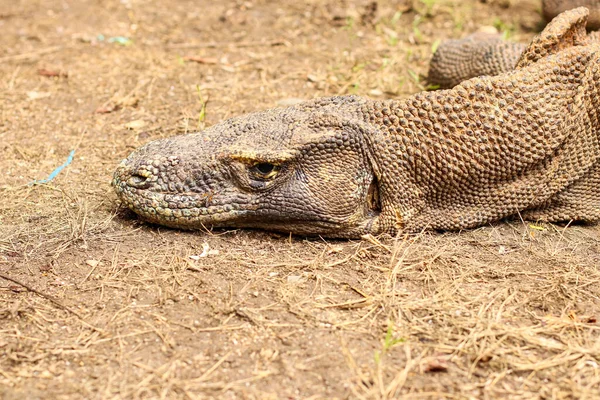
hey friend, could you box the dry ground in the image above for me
[1,0,600,398]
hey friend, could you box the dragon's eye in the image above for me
[250,162,280,180]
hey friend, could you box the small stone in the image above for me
[476,26,499,35]
[27,91,51,100]
[40,370,53,379]
[124,120,147,130]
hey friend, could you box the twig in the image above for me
[167,39,287,49]
[196,351,232,382]
[0,45,63,63]
[0,272,98,329]
[195,325,247,332]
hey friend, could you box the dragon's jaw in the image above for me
[112,174,378,236]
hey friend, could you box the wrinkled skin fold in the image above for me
[113,8,600,238]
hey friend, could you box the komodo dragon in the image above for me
[113,8,600,238]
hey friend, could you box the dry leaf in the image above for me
[423,357,449,373]
[184,56,219,64]
[38,68,68,78]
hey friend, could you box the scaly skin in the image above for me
[113,8,600,238]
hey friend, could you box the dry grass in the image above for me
[1,0,599,398]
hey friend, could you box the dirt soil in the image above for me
[1,0,600,398]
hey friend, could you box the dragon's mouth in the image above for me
[113,178,249,226]
[111,161,250,227]
[113,179,350,234]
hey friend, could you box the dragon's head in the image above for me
[112,97,382,237]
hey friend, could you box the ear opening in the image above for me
[517,7,589,68]
[367,175,381,213]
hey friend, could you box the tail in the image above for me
[427,33,525,89]
[428,7,594,89]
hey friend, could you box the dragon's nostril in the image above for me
[127,173,151,189]
[131,175,147,184]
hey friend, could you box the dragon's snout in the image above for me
[112,155,170,193]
